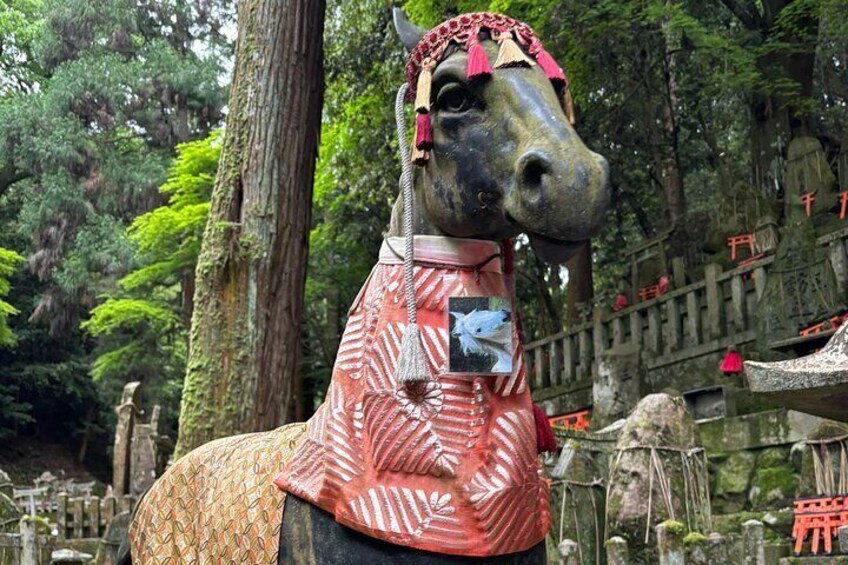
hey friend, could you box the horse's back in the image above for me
[129,423,306,564]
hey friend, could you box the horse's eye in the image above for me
[436,84,475,113]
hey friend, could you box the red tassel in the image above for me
[613,293,629,312]
[466,35,492,80]
[533,404,557,453]
[720,349,743,374]
[501,238,514,275]
[415,113,433,151]
[533,47,566,85]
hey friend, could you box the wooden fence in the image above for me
[526,227,848,392]
[56,493,134,541]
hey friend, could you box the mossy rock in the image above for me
[550,439,606,565]
[711,512,783,543]
[607,394,699,560]
[798,420,848,496]
[755,447,790,469]
[749,465,798,509]
[714,451,755,496]
[0,492,22,533]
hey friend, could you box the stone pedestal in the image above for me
[112,382,141,495]
[592,343,640,429]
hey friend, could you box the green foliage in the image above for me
[0,1,230,455]
[301,0,405,404]
[122,132,220,291]
[0,246,22,347]
[82,131,219,434]
[0,0,230,336]
[0,0,44,95]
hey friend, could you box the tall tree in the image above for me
[716,0,821,195]
[176,0,326,455]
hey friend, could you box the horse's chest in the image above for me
[278,495,547,565]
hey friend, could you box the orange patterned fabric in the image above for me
[275,236,551,557]
[129,423,306,564]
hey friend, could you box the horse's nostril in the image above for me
[520,151,552,188]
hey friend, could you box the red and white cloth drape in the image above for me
[275,236,551,557]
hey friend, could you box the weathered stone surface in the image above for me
[94,511,131,565]
[656,521,685,565]
[755,219,841,346]
[0,491,22,533]
[550,439,606,565]
[707,532,729,563]
[558,539,580,565]
[113,382,141,495]
[698,409,826,454]
[130,406,160,496]
[743,519,765,565]
[715,451,755,496]
[605,536,629,565]
[838,525,848,555]
[0,468,12,499]
[747,323,848,422]
[684,532,709,565]
[606,394,702,561]
[798,420,848,496]
[593,344,641,429]
[784,137,839,221]
[749,462,797,509]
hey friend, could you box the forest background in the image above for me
[0,0,845,481]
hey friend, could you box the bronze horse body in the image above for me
[123,9,609,565]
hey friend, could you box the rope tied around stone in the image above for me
[604,443,712,545]
[809,437,848,495]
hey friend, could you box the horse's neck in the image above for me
[387,185,440,237]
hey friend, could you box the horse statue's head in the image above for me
[390,9,610,263]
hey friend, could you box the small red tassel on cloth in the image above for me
[533,403,557,453]
[720,348,743,374]
[529,40,566,85]
[415,112,433,150]
[466,29,493,80]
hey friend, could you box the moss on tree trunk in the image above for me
[175,0,325,457]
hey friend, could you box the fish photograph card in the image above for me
[448,296,513,374]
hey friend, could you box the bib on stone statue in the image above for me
[275,236,551,557]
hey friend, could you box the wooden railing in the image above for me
[525,226,848,392]
[56,493,135,540]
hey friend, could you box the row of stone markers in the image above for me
[559,519,771,565]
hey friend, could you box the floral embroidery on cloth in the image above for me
[275,236,551,557]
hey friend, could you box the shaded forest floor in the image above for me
[0,440,108,488]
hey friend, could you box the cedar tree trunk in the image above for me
[175,0,325,456]
[565,241,594,325]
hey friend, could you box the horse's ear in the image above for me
[393,8,425,53]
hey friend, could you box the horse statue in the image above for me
[124,9,610,564]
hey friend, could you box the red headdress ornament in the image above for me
[404,12,571,164]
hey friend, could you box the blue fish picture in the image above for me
[448,296,513,373]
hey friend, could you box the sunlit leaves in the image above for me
[0,246,23,346]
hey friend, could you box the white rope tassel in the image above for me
[394,83,431,385]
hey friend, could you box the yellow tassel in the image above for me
[494,32,534,69]
[414,59,434,114]
[562,87,576,125]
